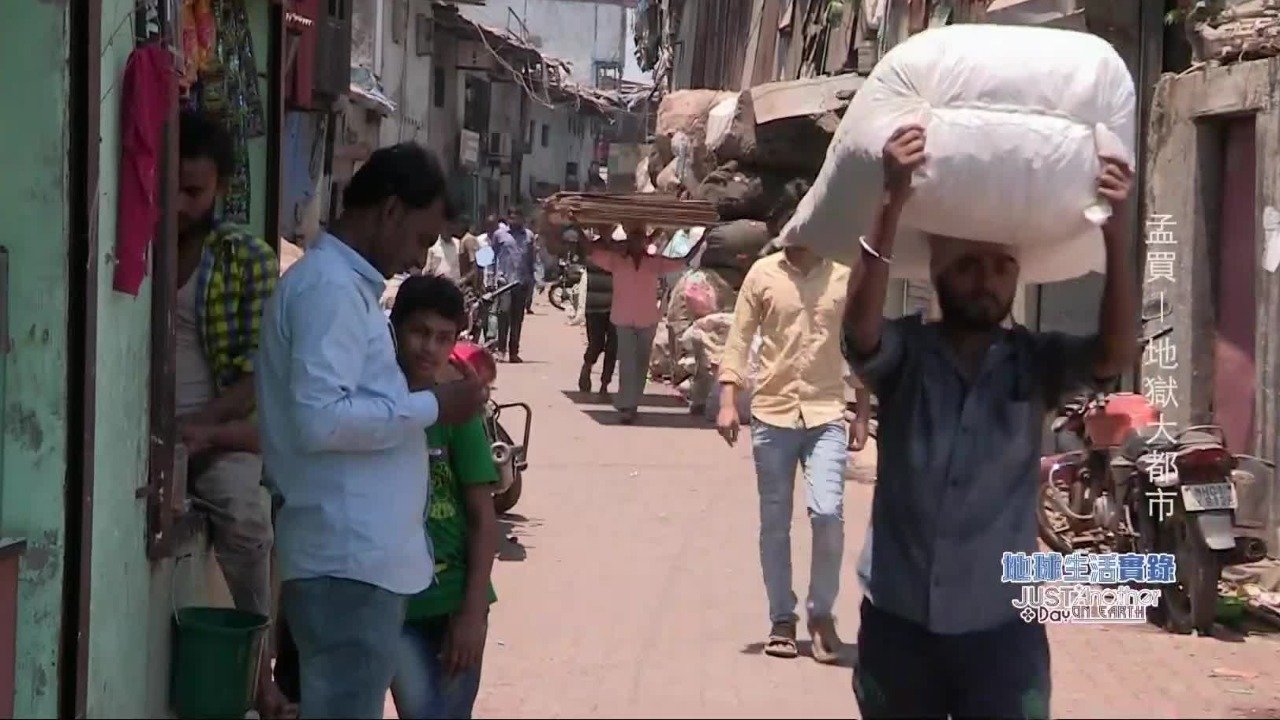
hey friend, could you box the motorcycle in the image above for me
[450,339,533,515]
[1036,327,1173,555]
[547,257,584,312]
[1038,322,1267,635]
[1122,425,1265,635]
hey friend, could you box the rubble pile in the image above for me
[1221,558,1280,628]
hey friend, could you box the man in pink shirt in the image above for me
[587,225,698,424]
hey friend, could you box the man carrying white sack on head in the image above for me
[844,124,1138,719]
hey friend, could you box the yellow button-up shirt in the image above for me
[719,252,855,429]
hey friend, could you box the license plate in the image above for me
[1181,482,1238,512]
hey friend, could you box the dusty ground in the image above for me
[386,303,1280,719]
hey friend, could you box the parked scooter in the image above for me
[450,339,532,515]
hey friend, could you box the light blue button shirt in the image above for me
[256,232,440,595]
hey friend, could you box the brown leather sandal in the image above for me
[764,620,799,658]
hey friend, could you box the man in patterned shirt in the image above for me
[171,111,282,711]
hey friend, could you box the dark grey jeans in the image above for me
[853,599,1051,720]
[282,577,408,719]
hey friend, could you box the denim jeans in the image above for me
[751,419,847,624]
[854,599,1051,719]
[390,616,484,719]
[282,577,408,719]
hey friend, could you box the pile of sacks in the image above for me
[646,268,758,422]
[649,268,735,384]
[637,74,864,292]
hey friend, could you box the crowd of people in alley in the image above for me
[176,88,1134,719]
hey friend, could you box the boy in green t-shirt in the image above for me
[388,274,499,719]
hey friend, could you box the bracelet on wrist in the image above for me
[859,236,893,264]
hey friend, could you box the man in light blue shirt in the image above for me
[256,143,484,719]
[491,208,537,362]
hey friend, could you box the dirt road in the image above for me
[387,305,1280,719]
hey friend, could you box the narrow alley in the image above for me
[385,305,1280,720]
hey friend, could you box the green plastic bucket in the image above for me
[171,607,270,719]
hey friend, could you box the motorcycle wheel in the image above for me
[1156,511,1222,636]
[548,284,568,311]
[493,469,523,515]
[1036,482,1075,554]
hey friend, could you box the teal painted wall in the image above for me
[0,2,71,716]
[82,0,168,714]
[82,0,275,715]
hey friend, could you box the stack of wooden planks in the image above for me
[540,192,720,230]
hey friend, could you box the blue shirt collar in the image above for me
[317,232,386,290]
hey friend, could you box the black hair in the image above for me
[390,273,467,331]
[769,178,812,232]
[344,142,451,213]
[179,110,235,180]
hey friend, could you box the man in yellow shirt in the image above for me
[717,180,871,664]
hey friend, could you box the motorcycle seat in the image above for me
[1119,426,1172,462]
[1120,426,1225,463]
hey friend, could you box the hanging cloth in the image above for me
[201,0,265,223]
[113,43,178,296]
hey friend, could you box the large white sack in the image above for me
[779,24,1137,283]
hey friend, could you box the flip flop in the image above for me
[764,621,799,659]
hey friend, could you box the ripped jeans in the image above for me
[750,419,847,624]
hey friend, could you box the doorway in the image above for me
[1212,117,1257,453]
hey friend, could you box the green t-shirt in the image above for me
[404,415,500,621]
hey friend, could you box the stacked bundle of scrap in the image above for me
[637,73,865,290]
[541,192,719,230]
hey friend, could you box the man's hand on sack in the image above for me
[1097,155,1134,223]
[883,125,927,201]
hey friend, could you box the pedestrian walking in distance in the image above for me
[579,245,617,398]
[492,208,537,363]
[716,180,870,665]
[846,124,1137,719]
[586,224,698,424]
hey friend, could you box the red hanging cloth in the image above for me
[113,43,177,297]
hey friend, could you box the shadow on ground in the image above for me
[561,390,687,409]
[497,513,541,562]
[740,640,858,669]
[582,408,709,429]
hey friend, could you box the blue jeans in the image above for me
[282,577,408,719]
[390,616,484,719]
[751,419,848,624]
